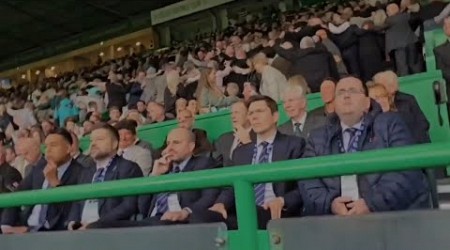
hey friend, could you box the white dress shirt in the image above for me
[340,120,363,201]
[255,133,277,205]
[150,157,191,216]
[291,113,307,133]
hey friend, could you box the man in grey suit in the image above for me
[213,101,254,167]
[434,17,450,84]
[279,85,326,139]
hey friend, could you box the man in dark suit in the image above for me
[1,129,84,234]
[68,124,143,230]
[434,17,450,84]
[279,85,327,139]
[87,128,219,229]
[299,76,430,216]
[70,132,95,169]
[373,70,430,143]
[213,101,255,167]
[192,95,305,229]
[0,146,23,225]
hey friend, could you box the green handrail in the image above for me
[1,142,450,249]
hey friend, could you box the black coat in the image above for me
[330,24,361,77]
[275,46,339,93]
[357,29,386,82]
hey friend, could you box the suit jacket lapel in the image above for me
[99,159,118,210]
[271,132,286,163]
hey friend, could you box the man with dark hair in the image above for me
[108,106,122,126]
[115,120,153,175]
[299,76,430,216]
[192,95,305,229]
[67,123,143,230]
[70,132,95,169]
[1,128,84,233]
[86,128,219,229]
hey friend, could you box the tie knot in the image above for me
[259,141,269,148]
[344,128,358,136]
[96,167,105,175]
[172,165,181,174]
[294,123,301,128]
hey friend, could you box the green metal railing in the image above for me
[1,143,450,249]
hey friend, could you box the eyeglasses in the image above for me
[335,88,365,97]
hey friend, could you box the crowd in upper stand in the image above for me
[0,0,449,234]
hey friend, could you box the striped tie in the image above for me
[294,123,302,137]
[154,165,181,215]
[255,142,270,206]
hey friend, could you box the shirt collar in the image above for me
[340,120,363,132]
[72,152,80,160]
[291,112,307,126]
[56,159,72,179]
[256,131,277,146]
[174,156,191,172]
[95,155,116,170]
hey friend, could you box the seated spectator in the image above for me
[1,129,84,233]
[187,99,200,115]
[433,17,450,84]
[373,70,430,143]
[116,120,153,176]
[198,69,239,114]
[175,109,212,156]
[87,128,219,229]
[279,85,326,138]
[175,98,188,115]
[243,82,259,102]
[146,102,173,124]
[4,145,20,172]
[41,119,55,137]
[65,117,82,138]
[368,83,396,112]
[19,137,45,178]
[309,79,337,118]
[225,82,240,98]
[7,101,37,130]
[70,132,95,169]
[252,53,289,101]
[0,145,22,193]
[30,125,45,144]
[193,95,304,229]
[108,106,122,126]
[53,90,79,128]
[136,100,147,117]
[213,101,254,166]
[68,124,143,230]
[82,120,94,136]
[126,110,146,126]
[298,76,430,216]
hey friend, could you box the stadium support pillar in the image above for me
[217,8,229,30]
[158,26,171,48]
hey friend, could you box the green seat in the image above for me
[425,28,447,71]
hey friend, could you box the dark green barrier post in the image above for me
[234,180,258,250]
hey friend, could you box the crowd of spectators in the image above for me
[0,0,449,234]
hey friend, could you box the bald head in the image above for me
[20,138,41,164]
[387,3,399,16]
[373,70,399,96]
[300,36,315,49]
[164,128,196,162]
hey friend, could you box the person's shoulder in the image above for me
[373,111,405,126]
[190,155,218,169]
[217,131,234,141]
[434,41,450,53]
[117,156,140,170]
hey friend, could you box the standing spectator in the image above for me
[127,71,146,109]
[252,53,289,101]
[434,17,450,84]
[357,21,386,82]
[53,90,79,128]
[383,3,421,76]
[315,29,348,76]
[105,71,128,109]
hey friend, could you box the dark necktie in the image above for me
[255,142,270,206]
[154,165,181,215]
[92,168,106,183]
[294,123,302,137]
[344,128,358,152]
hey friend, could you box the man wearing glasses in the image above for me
[298,76,431,216]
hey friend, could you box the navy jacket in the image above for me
[394,91,430,144]
[216,132,305,215]
[68,156,143,223]
[139,156,219,217]
[298,103,430,215]
[1,158,84,230]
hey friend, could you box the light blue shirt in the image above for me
[27,160,71,228]
[151,156,191,216]
[340,120,363,201]
[255,133,277,205]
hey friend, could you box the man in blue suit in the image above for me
[298,76,430,216]
[191,95,305,229]
[68,124,143,230]
[1,128,84,234]
[87,127,219,228]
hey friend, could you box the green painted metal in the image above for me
[1,143,450,250]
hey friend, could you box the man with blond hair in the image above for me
[252,53,288,101]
